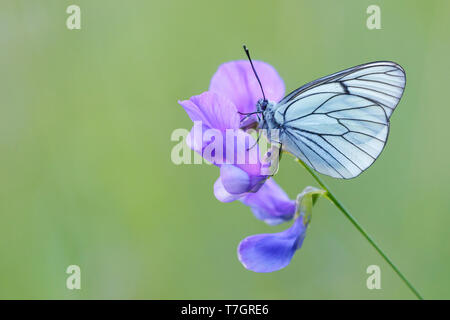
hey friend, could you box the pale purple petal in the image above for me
[186,123,208,155]
[238,217,307,273]
[230,129,263,176]
[214,165,267,202]
[241,179,295,225]
[220,164,251,195]
[213,177,243,203]
[219,131,269,195]
[209,60,285,115]
[178,91,240,131]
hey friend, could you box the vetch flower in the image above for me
[179,60,285,201]
[238,186,326,273]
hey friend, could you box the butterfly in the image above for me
[243,45,406,179]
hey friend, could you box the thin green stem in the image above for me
[298,160,423,300]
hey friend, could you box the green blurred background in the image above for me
[0,0,449,299]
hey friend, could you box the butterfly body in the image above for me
[256,61,406,179]
[257,99,277,128]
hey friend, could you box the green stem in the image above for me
[298,160,423,300]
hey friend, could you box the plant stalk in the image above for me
[298,160,423,300]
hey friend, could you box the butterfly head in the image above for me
[256,99,269,112]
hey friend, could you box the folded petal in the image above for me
[186,122,208,155]
[219,130,270,195]
[178,91,240,131]
[220,164,251,195]
[214,177,243,203]
[230,129,263,176]
[238,217,307,273]
[209,60,285,115]
[214,164,267,202]
[241,179,295,225]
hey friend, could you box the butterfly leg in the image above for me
[260,141,282,176]
[238,111,262,122]
[246,130,261,151]
[278,142,283,162]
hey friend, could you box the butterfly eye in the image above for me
[261,100,268,111]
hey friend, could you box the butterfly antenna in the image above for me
[243,45,266,100]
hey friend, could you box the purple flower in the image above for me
[238,186,325,273]
[179,60,285,201]
[178,58,326,273]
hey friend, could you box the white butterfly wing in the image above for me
[275,61,405,179]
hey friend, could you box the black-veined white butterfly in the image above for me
[243,45,406,179]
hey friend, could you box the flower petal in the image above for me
[186,122,208,155]
[238,217,307,273]
[209,60,285,115]
[220,164,251,194]
[178,91,240,131]
[240,178,295,225]
[213,177,243,203]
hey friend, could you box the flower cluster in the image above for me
[179,60,323,272]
